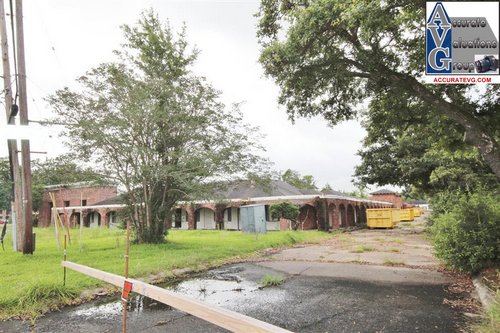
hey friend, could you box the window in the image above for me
[227,208,232,222]
[82,200,87,206]
[64,201,70,207]
[195,210,200,222]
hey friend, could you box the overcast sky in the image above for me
[0,0,375,192]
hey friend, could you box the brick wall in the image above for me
[38,186,117,227]
[368,193,403,208]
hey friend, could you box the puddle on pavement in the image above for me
[70,265,260,319]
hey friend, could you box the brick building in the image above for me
[368,189,404,208]
[38,182,118,227]
[45,181,397,232]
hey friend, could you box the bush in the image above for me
[431,190,500,273]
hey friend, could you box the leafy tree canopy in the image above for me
[320,183,332,193]
[257,0,500,181]
[0,158,12,211]
[281,169,317,189]
[270,202,299,221]
[354,88,498,196]
[48,11,267,243]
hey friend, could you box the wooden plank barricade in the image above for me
[62,261,293,333]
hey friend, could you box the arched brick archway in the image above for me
[86,211,101,228]
[338,204,346,227]
[355,205,361,225]
[195,207,216,229]
[298,204,317,230]
[69,212,80,227]
[106,211,120,228]
[347,204,356,226]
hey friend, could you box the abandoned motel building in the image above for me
[37,181,417,231]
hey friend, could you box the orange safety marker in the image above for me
[121,280,133,302]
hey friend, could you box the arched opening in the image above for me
[355,206,361,225]
[69,212,81,227]
[195,207,215,230]
[173,208,188,229]
[298,205,317,230]
[347,204,355,226]
[106,211,120,228]
[86,211,101,228]
[339,204,346,227]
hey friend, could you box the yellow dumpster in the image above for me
[414,207,421,217]
[400,208,415,221]
[367,209,400,228]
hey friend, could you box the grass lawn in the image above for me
[0,225,332,320]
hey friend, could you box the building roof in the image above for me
[321,189,345,196]
[44,181,113,191]
[89,180,390,208]
[93,194,125,206]
[370,189,399,195]
[218,180,318,199]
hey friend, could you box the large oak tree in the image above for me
[256,0,500,181]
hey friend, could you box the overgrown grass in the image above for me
[260,274,284,287]
[351,245,375,253]
[0,226,330,319]
[475,292,500,333]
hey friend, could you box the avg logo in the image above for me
[426,2,452,73]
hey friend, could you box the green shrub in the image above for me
[431,190,500,273]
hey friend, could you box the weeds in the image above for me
[260,275,284,288]
[351,245,375,253]
[18,283,78,309]
[383,259,405,266]
[475,291,500,333]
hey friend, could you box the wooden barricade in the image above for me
[62,261,292,333]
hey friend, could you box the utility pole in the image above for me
[15,0,33,254]
[0,0,24,251]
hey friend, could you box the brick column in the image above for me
[98,209,108,227]
[315,199,328,231]
[330,205,339,229]
[214,205,225,230]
